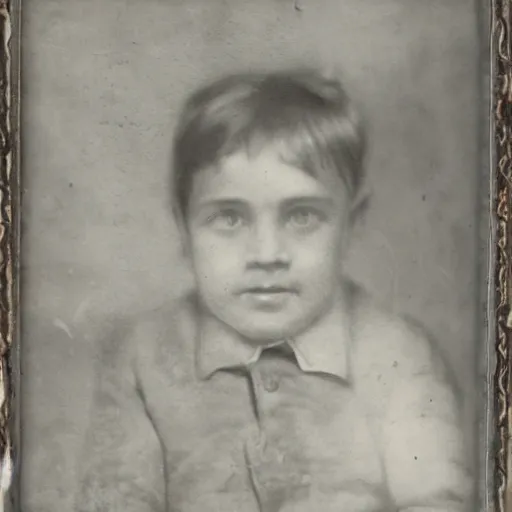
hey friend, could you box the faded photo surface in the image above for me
[21,1,482,511]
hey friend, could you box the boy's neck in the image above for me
[194,279,355,381]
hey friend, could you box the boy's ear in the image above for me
[178,226,191,260]
[349,187,372,226]
[172,209,191,259]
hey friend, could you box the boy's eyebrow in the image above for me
[195,195,336,210]
[195,197,248,210]
[280,195,335,209]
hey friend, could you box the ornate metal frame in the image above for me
[0,1,507,510]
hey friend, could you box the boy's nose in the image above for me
[247,222,290,269]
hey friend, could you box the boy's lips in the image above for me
[236,285,299,310]
[238,285,299,295]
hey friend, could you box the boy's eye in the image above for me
[207,210,244,230]
[287,207,324,229]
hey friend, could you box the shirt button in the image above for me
[263,375,280,392]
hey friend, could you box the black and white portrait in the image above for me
[20,1,486,511]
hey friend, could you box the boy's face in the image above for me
[185,146,352,343]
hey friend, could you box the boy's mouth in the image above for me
[241,285,298,295]
[237,285,298,310]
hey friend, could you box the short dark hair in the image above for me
[171,68,367,221]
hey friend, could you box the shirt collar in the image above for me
[195,282,352,381]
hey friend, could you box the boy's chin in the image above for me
[228,314,311,344]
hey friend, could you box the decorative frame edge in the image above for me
[0,1,505,511]
[493,0,512,511]
[0,0,19,510]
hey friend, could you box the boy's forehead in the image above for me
[191,147,346,203]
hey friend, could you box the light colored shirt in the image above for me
[75,282,473,512]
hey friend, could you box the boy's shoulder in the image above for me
[348,282,451,383]
[127,293,194,341]
[95,293,196,374]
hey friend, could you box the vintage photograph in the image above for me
[13,0,490,511]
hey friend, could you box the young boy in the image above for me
[76,69,473,512]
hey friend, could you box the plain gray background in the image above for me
[20,1,481,511]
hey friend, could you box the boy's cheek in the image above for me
[188,229,346,273]
[190,232,246,258]
[190,242,244,276]
[292,233,347,265]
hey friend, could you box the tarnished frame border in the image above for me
[494,0,512,511]
[0,0,19,511]
[0,1,504,511]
